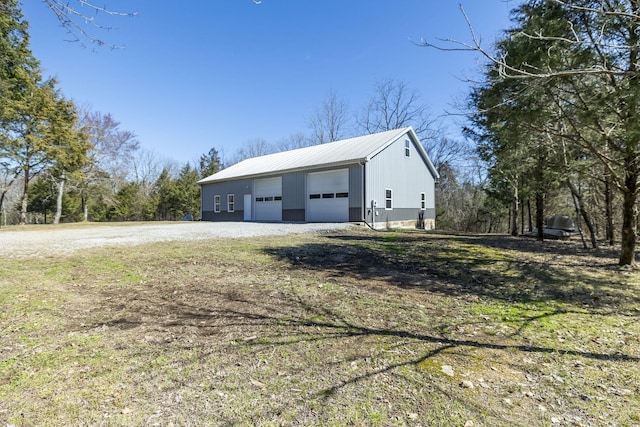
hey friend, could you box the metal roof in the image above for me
[198,127,438,184]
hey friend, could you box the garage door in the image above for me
[306,169,349,222]
[255,177,282,221]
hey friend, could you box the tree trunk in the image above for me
[20,170,29,225]
[520,199,525,235]
[619,182,638,266]
[535,191,544,241]
[1,179,16,228]
[53,172,65,224]
[83,196,89,222]
[619,192,637,266]
[567,179,598,249]
[604,170,615,246]
[619,152,639,265]
[511,183,519,236]
[0,190,6,228]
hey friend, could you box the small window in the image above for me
[265,196,274,202]
[404,139,411,158]
[385,189,392,210]
[274,196,282,201]
[227,194,235,212]
[336,192,349,198]
[322,193,335,199]
[309,194,321,199]
[255,197,264,202]
[214,195,221,213]
[420,192,426,210]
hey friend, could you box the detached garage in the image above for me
[198,127,439,229]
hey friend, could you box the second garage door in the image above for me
[306,169,349,222]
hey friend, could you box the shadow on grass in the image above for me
[96,283,639,404]
[263,231,640,313]
[81,230,639,418]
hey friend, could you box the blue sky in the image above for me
[22,1,517,166]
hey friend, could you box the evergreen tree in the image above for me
[0,0,38,222]
[463,0,640,264]
[174,164,200,220]
[0,0,90,225]
[198,147,223,179]
[109,181,142,221]
[26,175,55,223]
[152,168,175,220]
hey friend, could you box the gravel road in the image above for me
[0,222,354,258]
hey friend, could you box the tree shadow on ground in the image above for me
[68,231,639,424]
[90,283,640,400]
[263,231,640,314]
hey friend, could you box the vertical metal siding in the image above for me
[366,135,436,222]
[282,171,305,210]
[201,179,253,219]
[348,164,362,209]
[348,163,363,221]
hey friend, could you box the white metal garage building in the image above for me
[198,127,439,229]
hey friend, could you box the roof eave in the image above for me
[198,158,365,185]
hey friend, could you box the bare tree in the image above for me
[276,132,312,151]
[307,89,351,144]
[41,0,262,49]
[423,136,472,174]
[228,137,275,165]
[130,148,165,197]
[80,109,139,185]
[357,78,438,141]
[41,0,137,49]
[77,108,139,220]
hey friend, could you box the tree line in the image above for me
[5,0,639,265]
[0,0,216,225]
[431,0,640,266]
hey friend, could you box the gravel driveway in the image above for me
[0,222,354,258]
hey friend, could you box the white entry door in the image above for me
[243,194,252,221]
[306,169,349,222]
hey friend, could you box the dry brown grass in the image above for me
[1,228,638,426]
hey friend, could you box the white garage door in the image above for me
[306,169,349,222]
[255,177,282,221]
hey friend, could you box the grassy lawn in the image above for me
[1,228,638,426]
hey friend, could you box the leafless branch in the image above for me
[42,0,138,49]
[552,0,640,20]
[418,2,640,79]
[517,28,635,51]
